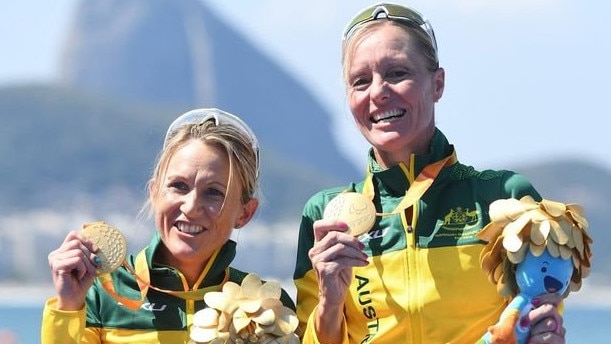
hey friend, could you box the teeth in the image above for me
[372,109,404,123]
[176,223,204,234]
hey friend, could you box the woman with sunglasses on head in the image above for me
[293,3,565,344]
[42,108,296,343]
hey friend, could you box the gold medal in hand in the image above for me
[323,192,376,236]
[81,221,127,274]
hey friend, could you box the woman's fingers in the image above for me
[528,329,565,344]
[527,293,565,344]
[310,219,368,272]
[48,230,100,282]
[309,229,368,268]
[313,219,349,242]
[308,219,370,308]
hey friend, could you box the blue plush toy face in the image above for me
[515,249,573,296]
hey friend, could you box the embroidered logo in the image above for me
[117,301,167,312]
[357,227,389,242]
[141,302,167,312]
[441,206,480,230]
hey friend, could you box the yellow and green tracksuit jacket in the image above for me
[41,233,295,344]
[293,129,541,344]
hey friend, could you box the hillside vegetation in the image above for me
[1,85,608,286]
[0,84,341,221]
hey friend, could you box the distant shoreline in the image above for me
[0,284,55,306]
[564,283,611,308]
[1,282,609,308]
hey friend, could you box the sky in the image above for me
[1,0,610,173]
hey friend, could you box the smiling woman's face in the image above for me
[151,139,254,269]
[345,23,444,167]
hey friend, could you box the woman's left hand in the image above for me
[527,293,565,344]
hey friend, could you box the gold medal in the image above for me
[81,222,127,274]
[323,192,376,236]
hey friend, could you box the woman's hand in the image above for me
[527,293,566,344]
[309,219,369,306]
[47,230,100,310]
[308,219,369,343]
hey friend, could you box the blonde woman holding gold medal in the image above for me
[42,108,297,343]
[293,3,566,344]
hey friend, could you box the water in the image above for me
[0,306,42,343]
[1,305,608,343]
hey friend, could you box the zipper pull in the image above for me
[405,206,414,233]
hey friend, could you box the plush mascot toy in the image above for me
[476,196,592,344]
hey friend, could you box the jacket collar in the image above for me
[366,128,456,196]
[143,231,237,287]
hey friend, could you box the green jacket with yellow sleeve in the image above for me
[293,128,540,344]
[41,233,295,344]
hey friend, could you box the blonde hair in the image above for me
[142,117,259,219]
[478,196,592,298]
[341,20,439,85]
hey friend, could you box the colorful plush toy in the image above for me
[476,196,592,344]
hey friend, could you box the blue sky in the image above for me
[2,0,609,172]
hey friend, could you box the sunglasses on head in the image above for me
[343,3,438,62]
[164,108,260,176]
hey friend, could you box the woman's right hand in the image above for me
[47,230,100,310]
[308,219,369,342]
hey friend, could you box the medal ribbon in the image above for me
[362,150,457,217]
[99,248,227,310]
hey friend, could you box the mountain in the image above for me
[0,84,340,223]
[1,84,609,285]
[60,0,360,184]
[0,82,344,283]
[516,159,610,284]
[0,0,608,287]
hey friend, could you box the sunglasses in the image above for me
[164,108,260,176]
[343,3,438,62]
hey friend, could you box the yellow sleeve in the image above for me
[296,270,349,344]
[299,305,349,344]
[40,297,101,344]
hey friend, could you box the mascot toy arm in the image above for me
[476,196,593,344]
